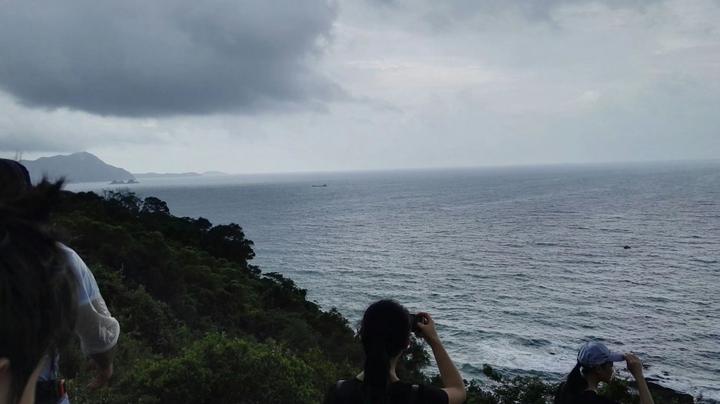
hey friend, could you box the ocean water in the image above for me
[68,162,720,400]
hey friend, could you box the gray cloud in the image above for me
[361,0,668,30]
[0,93,167,152]
[0,0,340,117]
[0,135,72,153]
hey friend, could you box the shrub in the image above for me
[114,333,323,404]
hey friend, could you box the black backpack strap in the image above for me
[409,384,419,404]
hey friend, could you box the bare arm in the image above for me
[626,353,654,404]
[87,349,114,389]
[416,313,466,404]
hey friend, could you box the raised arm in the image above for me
[416,312,466,404]
[626,353,655,404]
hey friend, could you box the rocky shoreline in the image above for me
[644,380,717,404]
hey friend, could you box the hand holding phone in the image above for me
[410,312,440,345]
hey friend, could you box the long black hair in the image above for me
[359,299,411,404]
[0,178,77,403]
[554,362,588,404]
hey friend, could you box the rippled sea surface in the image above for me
[69,162,720,400]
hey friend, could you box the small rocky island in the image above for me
[110,179,140,185]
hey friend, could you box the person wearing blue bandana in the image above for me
[554,341,655,404]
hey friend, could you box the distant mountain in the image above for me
[21,152,135,183]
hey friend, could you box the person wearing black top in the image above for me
[554,341,655,404]
[324,300,466,404]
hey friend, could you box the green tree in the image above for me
[140,196,170,215]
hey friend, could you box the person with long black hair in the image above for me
[554,341,655,404]
[324,299,466,404]
[0,180,78,404]
[0,160,120,403]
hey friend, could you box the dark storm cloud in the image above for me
[0,0,340,117]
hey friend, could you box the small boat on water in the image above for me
[311,184,327,187]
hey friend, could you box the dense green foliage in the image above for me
[53,191,692,403]
[115,333,323,404]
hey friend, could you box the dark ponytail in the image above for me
[554,363,588,404]
[363,337,391,403]
[0,177,76,402]
[360,300,411,404]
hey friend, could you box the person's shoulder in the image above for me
[56,242,76,258]
[577,390,619,404]
[325,379,448,404]
[418,383,449,404]
[324,379,362,404]
[56,242,86,269]
[339,378,363,391]
[389,382,448,404]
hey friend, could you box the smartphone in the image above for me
[408,313,426,333]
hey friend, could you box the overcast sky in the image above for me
[0,0,718,173]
